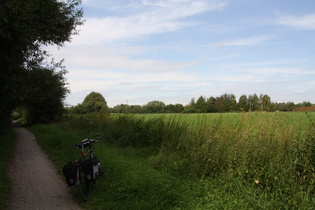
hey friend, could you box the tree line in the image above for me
[110,93,313,114]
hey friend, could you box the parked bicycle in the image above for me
[62,136,102,201]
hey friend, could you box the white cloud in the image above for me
[236,67,315,76]
[73,16,183,45]
[74,55,195,72]
[212,34,276,47]
[276,14,315,30]
[66,67,201,94]
[220,59,306,67]
[49,46,197,72]
[71,0,227,45]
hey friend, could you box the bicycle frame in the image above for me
[79,146,94,160]
[73,138,102,200]
[63,137,102,201]
[74,140,94,184]
[74,139,97,159]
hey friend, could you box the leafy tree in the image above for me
[238,95,248,112]
[165,104,184,113]
[259,94,272,111]
[174,104,185,113]
[287,102,297,111]
[189,98,196,107]
[83,92,107,105]
[302,101,312,107]
[215,93,236,112]
[214,97,224,112]
[23,61,69,124]
[145,101,166,113]
[129,105,143,114]
[275,102,296,111]
[165,104,173,113]
[227,93,237,112]
[110,104,127,113]
[205,96,217,113]
[0,0,83,132]
[0,0,83,65]
[253,94,261,111]
[72,92,108,114]
[183,98,199,113]
[248,94,260,111]
[195,96,207,113]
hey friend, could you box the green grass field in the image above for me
[29,112,315,209]
[131,112,314,128]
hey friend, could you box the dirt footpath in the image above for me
[8,125,82,210]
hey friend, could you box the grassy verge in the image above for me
[29,124,253,209]
[29,112,315,209]
[29,124,190,209]
[0,129,15,210]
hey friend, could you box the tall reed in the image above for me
[154,112,315,207]
[62,114,187,148]
[61,112,315,207]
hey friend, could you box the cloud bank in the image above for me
[72,0,227,45]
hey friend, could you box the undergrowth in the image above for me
[30,112,315,209]
[0,129,15,210]
[154,113,315,208]
[29,124,189,209]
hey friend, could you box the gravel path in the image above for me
[8,125,82,210]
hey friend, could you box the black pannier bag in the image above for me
[82,156,100,182]
[62,162,76,187]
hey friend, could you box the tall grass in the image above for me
[29,124,190,209]
[154,112,315,208]
[31,112,315,209]
[62,113,187,148]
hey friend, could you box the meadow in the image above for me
[28,112,315,209]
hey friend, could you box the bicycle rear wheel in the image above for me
[77,165,93,201]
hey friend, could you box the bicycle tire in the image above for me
[77,165,93,201]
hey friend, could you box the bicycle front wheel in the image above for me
[77,165,93,201]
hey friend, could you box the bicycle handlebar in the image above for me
[74,138,98,149]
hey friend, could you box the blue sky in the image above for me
[49,0,315,107]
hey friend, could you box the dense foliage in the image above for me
[0,130,15,209]
[23,62,69,124]
[0,0,83,132]
[111,102,184,114]
[110,93,314,114]
[69,92,109,114]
